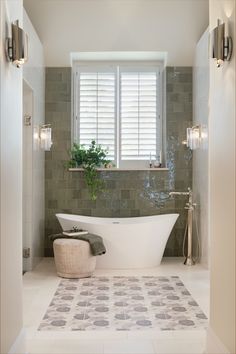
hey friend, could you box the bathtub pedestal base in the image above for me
[184,256,195,266]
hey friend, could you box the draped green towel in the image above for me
[49,233,106,256]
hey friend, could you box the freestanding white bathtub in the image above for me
[56,213,179,269]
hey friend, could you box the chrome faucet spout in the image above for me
[169,188,192,196]
[169,188,194,206]
[169,191,189,196]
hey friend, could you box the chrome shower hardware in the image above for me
[169,188,198,266]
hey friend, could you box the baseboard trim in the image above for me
[206,327,230,354]
[8,328,26,354]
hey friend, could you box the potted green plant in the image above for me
[68,140,112,200]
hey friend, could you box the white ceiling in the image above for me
[23,0,209,67]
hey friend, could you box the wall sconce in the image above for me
[182,124,208,150]
[186,126,201,150]
[40,125,52,151]
[212,19,233,68]
[6,20,28,68]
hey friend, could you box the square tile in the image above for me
[104,339,155,354]
[153,338,205,354]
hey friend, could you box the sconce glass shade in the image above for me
[187,127,199,150]
[184,125,208,150]
[40,125,52,151]
[6,20,28,68]
[212,19,233,67]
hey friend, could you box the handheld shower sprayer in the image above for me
[169,188,199,266]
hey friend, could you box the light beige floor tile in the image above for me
[104,339,155,354]
[153,338,206,354]
[27,338,104,354]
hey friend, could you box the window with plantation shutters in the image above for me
[73,64,162,168]
[75,68,116,160]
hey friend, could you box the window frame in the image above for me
[72,61,164,168]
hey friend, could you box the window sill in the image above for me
[68,167,168,172]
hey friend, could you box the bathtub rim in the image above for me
[56,212,179,226]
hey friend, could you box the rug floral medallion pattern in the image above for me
[39,276,208,331]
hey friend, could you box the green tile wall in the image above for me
[45,67,192,257]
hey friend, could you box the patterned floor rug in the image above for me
[39,276,208,331]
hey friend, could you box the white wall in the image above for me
[0,0,23,352]
[23,9,45,270]
[23,0,209,67]
[22,81,34,272]
[193,29,210,268]
[208,0,235,353]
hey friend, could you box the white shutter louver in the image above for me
[120,71,160,161]
[78,71,116,160]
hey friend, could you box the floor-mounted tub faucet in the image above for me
[169,188,197,266]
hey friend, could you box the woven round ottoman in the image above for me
[53,239,96,278]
